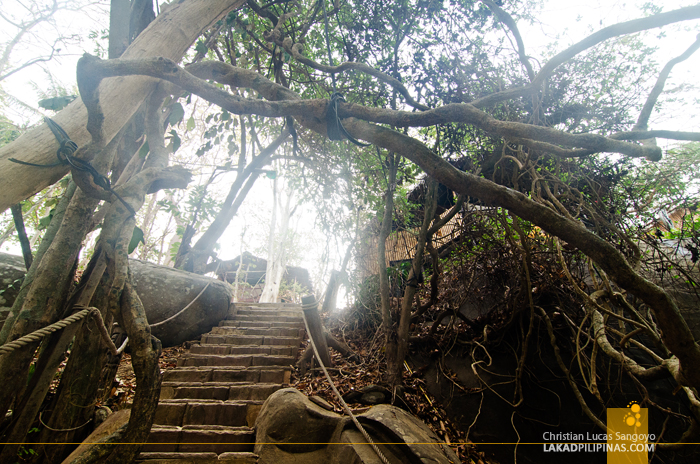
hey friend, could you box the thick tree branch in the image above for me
[184,63,700,386]
[0,0,247,212]
[610,130,700,142]
[79,57,662,160]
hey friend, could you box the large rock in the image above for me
[130,258,233,347]
[208,251,314,293]
[0,253,233,347]
[254,387,460,464]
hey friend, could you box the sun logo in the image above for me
[623,401,643,427]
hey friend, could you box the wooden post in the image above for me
[301,295,331,368]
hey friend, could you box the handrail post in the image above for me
[301,295,331,368]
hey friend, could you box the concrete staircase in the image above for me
[136,303,305,463]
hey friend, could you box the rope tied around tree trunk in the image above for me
[8,117,136,217]
[0,305,127,357]
[320,0,371,147]
[300,299,392,464]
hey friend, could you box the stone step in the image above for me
[191,344,297,357]
[235,308,302,318]
[155,400,263,427]
[177,354,295,368]
[232,313,303,323]
[136,451,258,464]
[219,320,305,329]
[163,366,291,384]
[143,426,254,454]
[210,326,303,338]
[236,302,299,309]
[146,303,303,459]
[160,382,283,401]
[201,334,301,347]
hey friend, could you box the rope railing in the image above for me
[300,299,392,464]
[0,305,126,357]
[1,261,226,356]
[150,260,221,328]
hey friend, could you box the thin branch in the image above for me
[483,0,535,81]
[261,6,429,111]
[635,34,700,131]
[471,4,700,108]
[0,40,62,82]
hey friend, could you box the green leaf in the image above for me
[169,102,185,126]
[266,171,277,179]
[128,226,145,254]
[195,41,208,55]
[38,209,55,230]
[38,95,77,111]
[221,111,230,121]
[186,116,195,132]
[169,130,181,153]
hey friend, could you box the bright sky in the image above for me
[2,0,700,305]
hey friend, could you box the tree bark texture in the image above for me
[0,0,246,212]
[0,188,99,424]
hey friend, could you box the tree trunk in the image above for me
[35,252,114,463]
[260,175,294,303]
[386,179,437,388]
[183,131,288,273]
[321,239,355,314]
[297,328,359,375]
[301,295,331,369]
[232,227,246,302]
[0,0,246,212]
[377,153,396,330]
[0,187,100,427]
[0,112,126,457]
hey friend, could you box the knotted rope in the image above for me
[9,117,135,216]
[321,1,370,147]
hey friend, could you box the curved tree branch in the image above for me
[634,34,700,131]
[483,0,535,81]
[471,4,700,108]
[74,56,663,160]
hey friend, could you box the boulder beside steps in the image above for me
[136,302,304,463]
